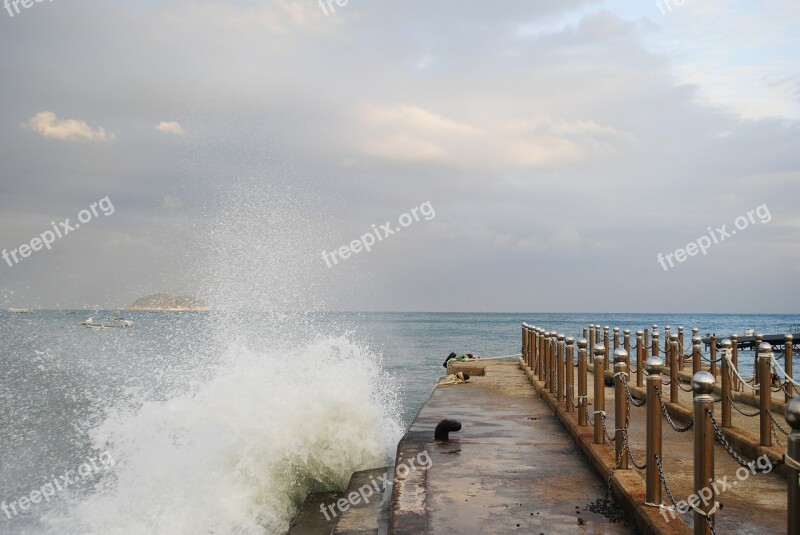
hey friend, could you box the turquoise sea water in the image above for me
[1,310,797,534]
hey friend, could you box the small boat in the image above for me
[81,316,135,329]
[7,308,30,313]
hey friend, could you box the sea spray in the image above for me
[45,335,403,534]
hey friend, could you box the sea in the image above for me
[1,310,798,534]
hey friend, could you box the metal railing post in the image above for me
[538,329,545,381]
[589,325,595,364]
[693,335,703,375]
[578,338,588,426]
[721,339,732,428]
[646,356,663,505]
[678,326,684,367]
[613,327,620,353]
[670,335,679,403]
[614,348,629,469]
[786,397,800,534]
[522,324,528,368]
[709,335,717,378]
[557,333,566,402]
[624,329,631,381]
[652,331,659,359]
[636,330,644,387]
[786,335,794,403]
[566,337,575,413]
[731,334,740,391]
[759,342,772,447]
[693,371,716,535]
[604,326,610,369]
[594,343,606,444]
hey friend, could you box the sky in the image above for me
[0,0,798,313]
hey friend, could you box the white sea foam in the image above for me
[45,335,402,535]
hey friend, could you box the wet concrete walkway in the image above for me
[390,360,634,534]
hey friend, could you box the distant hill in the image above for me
[128,294,208,311]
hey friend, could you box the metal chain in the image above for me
[622,376,647,407]
[656,386,694,432]
[622,429,647,469]
[656,455,681,510]
[706,408,785,469]
[729,392,761,417]
[599,411,616,442]
[769,411,790,436]
[677,380,693,393]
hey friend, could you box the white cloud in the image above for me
[23,111,114,142]
[155,121,186,135]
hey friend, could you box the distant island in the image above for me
[128,294,209,311]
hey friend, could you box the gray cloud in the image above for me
[0,0,797,312]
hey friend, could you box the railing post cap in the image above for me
[785,397,800,431]
[557,333,566,341]
[665,325,671,330]
[613,326,620,332]
[604,326,610,331]
[691,371,715,395]
[670,333,679,341]
[652,324,658,329]
[577,338,588,348]
[645,356,664,374]
[678,326,684,331]
[565,336,575,345]
[692,335,702,345]
[786,334,794,341]
[613,348,629,362]
[522,323,528,328]
[623,328,630,335]
[692,327,699,334]
[720,338,733,349]
[731,333,739,340]
[758,341,773,355]
[636,330,643,336]
[652,331,660,339]
[593,343,606,356]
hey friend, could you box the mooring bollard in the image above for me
[636,330,644,387]
[594,343,606,444]
[709,335,717,378]
[785,396,800,535]
[759,342,773,447]
[624,329,631,381]
[557,333,566,402]
[721,339,732,428]
[646,356,663,505]
[693,335,703,375]
[578,338,588,426]
[693,371,716,535]
[670,334,680,403]
[614,348,629,469]
[731,333,740,392]
[786,335,794,404]
[566,337,575,413]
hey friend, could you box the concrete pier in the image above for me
[389,359,636,534]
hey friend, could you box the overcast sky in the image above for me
[0,0,798,312]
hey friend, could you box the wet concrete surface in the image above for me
[393,360,635,534]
